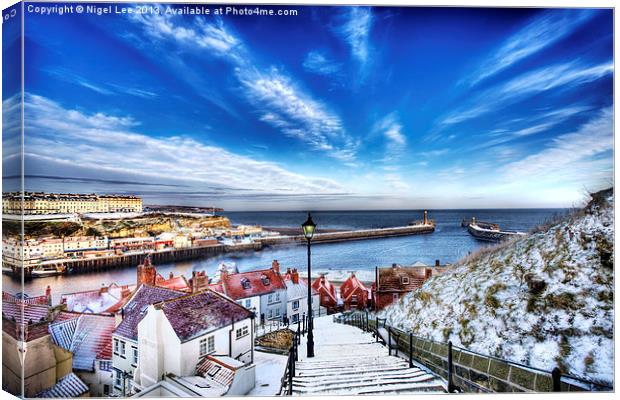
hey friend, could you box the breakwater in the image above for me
[259,223,435,246]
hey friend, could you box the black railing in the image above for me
[335,311,612,393]
[278,320,304,395]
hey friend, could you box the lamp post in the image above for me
[302,212,316,358]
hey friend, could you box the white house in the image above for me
[283,268,320,324]
[132,290,255,394]
[111,284,185,396]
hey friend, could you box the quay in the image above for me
[259,223,435,247]
[3,224,434,278]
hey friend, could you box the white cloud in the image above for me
[20,93,346,196]
[501,107,613,185]
[439,61,612,127]
[338,7,373,66]
[129,12,357,162]
[303,51,341,75]
[467,10,594,86]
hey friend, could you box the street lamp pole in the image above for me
[302,212,316,358]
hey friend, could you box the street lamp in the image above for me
[302,212,316,358]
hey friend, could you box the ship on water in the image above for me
[462,217,526,242]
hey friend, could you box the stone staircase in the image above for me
[291,316,445,395]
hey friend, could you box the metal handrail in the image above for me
[341,312,612,391]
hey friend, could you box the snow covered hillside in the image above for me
[381,188,614,385]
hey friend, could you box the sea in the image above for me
[2,209,569,303]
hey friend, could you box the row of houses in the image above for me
[311,260,451,312]
[2,258,320,398]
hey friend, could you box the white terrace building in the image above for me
[133,290,256,395]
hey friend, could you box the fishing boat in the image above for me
[31,264,66,278]
[463,217,526,242]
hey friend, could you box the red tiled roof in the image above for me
[156,274,190,292]
[220,268,286,300]
[341,274,368,302]
[376,266,427,292]
[114,285,185,340]
[311,275,338,302]
[1,301,49,325]
[155,290,254,342]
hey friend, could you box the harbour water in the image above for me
[2,209,568,302]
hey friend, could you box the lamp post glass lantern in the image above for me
[302,212,316,357]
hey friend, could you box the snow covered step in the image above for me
[295,358,408,371]
[293,369,431,387]
[295,364,415,379]
[292,376,445,395]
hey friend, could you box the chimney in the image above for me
[100,284,108,294]
[169,272,174,280]
[121,285,131,299]
[425,268,432,279]
[292,268,299,285]
[435,259,440,267]
[272,260,280,273]
[424,210,428,225]
[45,285,52,306]
[392,263,398,269]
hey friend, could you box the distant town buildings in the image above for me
[3,192,143,215]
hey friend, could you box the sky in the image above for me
[2,4,614,210]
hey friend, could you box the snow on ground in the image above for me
[380,189,614,386]
[248,350,288,396]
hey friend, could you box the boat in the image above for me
[31,264,66,277]
[463,217,526,242]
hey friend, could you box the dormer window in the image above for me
[241,278,251,289]
[401,276,409,285]
[261,275,270,286]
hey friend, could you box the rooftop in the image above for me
[114,285,184,341]
[61,283,134,314]
[155,290,254,342]
[340,274,369,301]
[219,267,286,300]
[36,372,89,398]
[376,264,429,292]
[49,313,116,371]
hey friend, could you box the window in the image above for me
[200,335,215,356]
[401,276,409,285]
[268,294,273,303]
[351,295,358,303]
[100,361,112,371]
[268,309,273,319]
[120,341,126,356]
[103,384,110,395]
[236,325,249,339]
[275,292,280,302]
[292,314,299,323]
[245,299,251,308]
[274,308,281,317]
[241,278,251,289]
[292,300,299,310]
[114,370,122,388]
[113,339,119,355]
[261,275,270,286]
[132,347,138,365]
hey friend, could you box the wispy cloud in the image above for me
[337,7,373,67]
[373,113,410,191]
[20,93,347,197]
[438,61,612,128]
[466,9,595,86]
[239,67,358,161]
[501,107,613,185]
[129,12,357,162]
[303,51,342,76]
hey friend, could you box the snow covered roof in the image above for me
[61,283,135,314]
[196,355,239,387]
[49,313,116,371]
[219,267,286,300]
[154,290,254,342]
[36,372,89,398]
[114,284,185,340]
[340,274,369,302]
[311,274,338,303]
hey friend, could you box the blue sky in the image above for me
[3,5,613,210]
